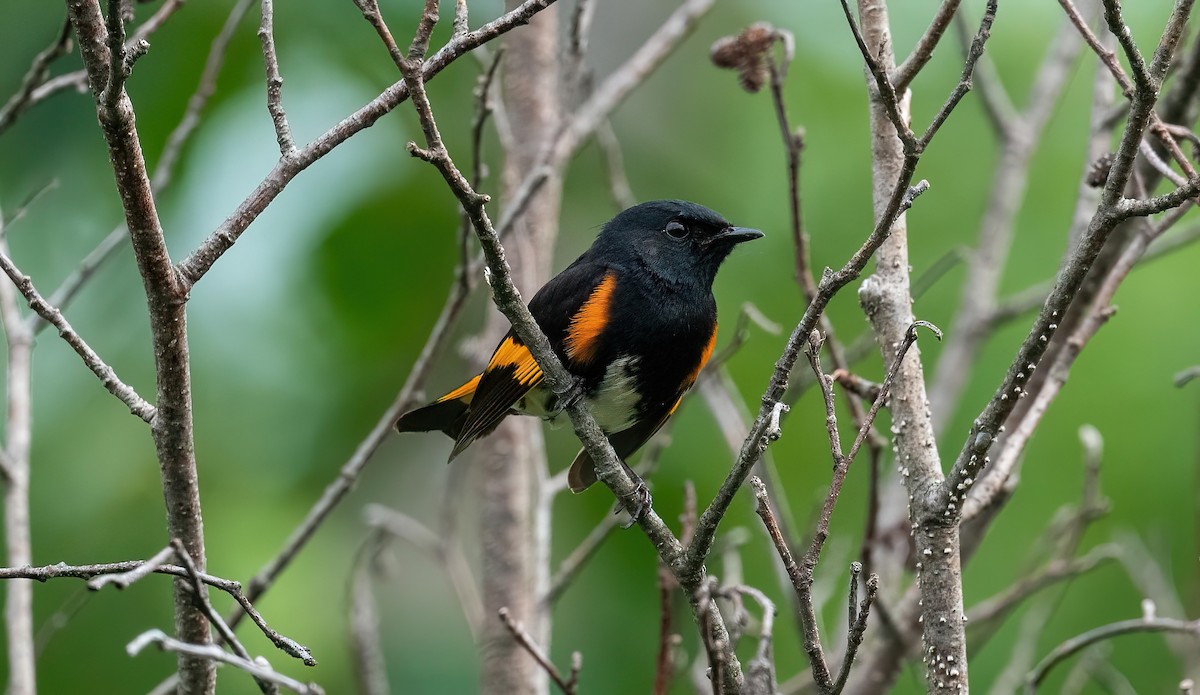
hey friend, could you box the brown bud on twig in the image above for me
[1086,152,1115,188]
[710,23,779,93]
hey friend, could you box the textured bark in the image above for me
[853,1,967,693]
[65,1,213,691]
[477,4,561,694]
[2,315,34,694]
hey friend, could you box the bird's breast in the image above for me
[583,355,643,432]
[516,355,643,433]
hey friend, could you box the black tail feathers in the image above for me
[394,399,470,439]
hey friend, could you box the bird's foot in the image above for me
[550,376,587,415]
[615,472,653,529]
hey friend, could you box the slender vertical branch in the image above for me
[64,0,213,691]
[847,2,996,693]
[0,217,35,695]
[258,0,295,156]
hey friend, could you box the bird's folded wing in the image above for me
[450,334,544,459]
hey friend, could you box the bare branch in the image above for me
[544,510,624,605]
[365,504,483,634]
[944,0,1196,511]
[967,545,1119,627]
[498,608,581,695]
[171,539,278,695]
[727,584,778,693]
[101,0,128,109]
[175,0,561,289]
[838,0,917,150]
[127,630,323,695]
[833,565,879,694]
[66,0,214,687]
[230,273,472,627]
[154,0,254,191]
[1025,617,1200,693]
[0,251,155,422]
[0,210,35,693]
[1176,366,1200,387]
[348,550,390,695]
[0,15,72,135]
[1,558,314,665]
[917,0,998,147]
[682,168,930,578]
[930,10,1087,432]
[26,0,258,337]
[86,545,177,591]
[595,121,636,210]
[752,477,832,691]
[258,0,295,156]
[893,0,963,92]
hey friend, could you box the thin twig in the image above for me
[653,558,677,695]
[127,630,324,695]
[230,276,472,628]
[498,608,581,695]
[258,0,295,156]
[0,16,72,135]
[86,545,177,591]
[1059,0,1200,183]
[728,584,778,693]
[1025,617,1200,693]
[943,0,1197,513]
[595,120,636,210]
[0,251,155,422]
[171,539,278,695]
[752,477,832,690]
[930,9,1087,433]
[967,544,1120,627]
[176,0,560,289]
[0,558,315,665]
[348,543,390,695]
[544,510,624,605]
[364,505,483,634]
[833,564,879,694]
[893,0,963,92]
[28,0,256,335]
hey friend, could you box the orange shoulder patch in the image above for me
[686,324,718,385]
[564,273,617,365]
[488,336,543,387]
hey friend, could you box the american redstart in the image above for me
[395,200,761,514]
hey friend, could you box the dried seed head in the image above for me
[710,23,779,93]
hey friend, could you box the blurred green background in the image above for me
[1,0,1197,692]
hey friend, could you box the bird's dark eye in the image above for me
[665,220,689,240]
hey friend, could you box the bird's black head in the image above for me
[593,200,762,290]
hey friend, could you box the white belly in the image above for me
[519,356,641,433]
[586,356,641,432]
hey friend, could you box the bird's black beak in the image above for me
[711,226,764,245]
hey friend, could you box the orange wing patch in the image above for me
[448,335,544,460]
[686,324,718,385]
[435,374,481,404]
[564,273,617,364]
[488,336,543,387]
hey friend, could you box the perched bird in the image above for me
[395,200,761,511]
